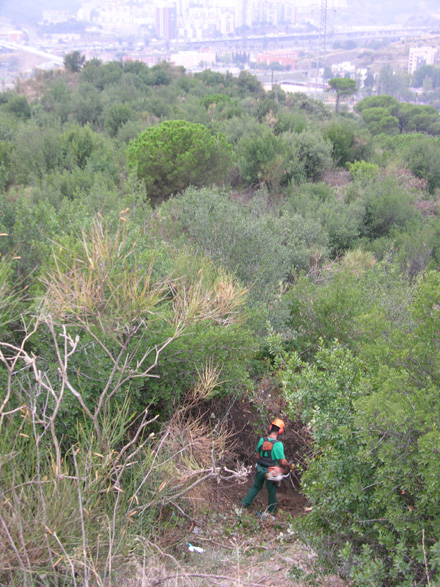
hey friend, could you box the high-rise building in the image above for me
[408,46,437,75]
[235,0,253,29]
[156,6,177,40]
[220,12,235,36]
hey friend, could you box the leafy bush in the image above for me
[324,119,372,167]
[347,173,419,240]
[279,332,440,585]
[177,187,325,303]
[347,160,380,184]
[3,95,32,121]
[402,135,440,194]
[285,183,363,255]
[237,125,290,188]
[288,128,333,183]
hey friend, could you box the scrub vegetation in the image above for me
[1,59,440,586]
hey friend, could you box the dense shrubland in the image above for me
[1,60,440,585]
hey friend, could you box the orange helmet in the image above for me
[270,418,285,435]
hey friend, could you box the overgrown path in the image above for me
[126,475,346,587]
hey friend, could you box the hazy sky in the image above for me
[0,0,439,26]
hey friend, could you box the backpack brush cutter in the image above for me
[266,464,295,482]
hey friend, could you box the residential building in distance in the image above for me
[220,12,235,36]
[408,46,437,74]
[156,5,177,40]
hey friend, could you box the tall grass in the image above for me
[0,219,248,585]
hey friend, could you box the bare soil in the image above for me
[119,383,347,587]
[121,473,347,587]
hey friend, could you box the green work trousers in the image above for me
[242,464,277,513]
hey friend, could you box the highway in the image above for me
[169,24,431,51]
[0,40,64,65]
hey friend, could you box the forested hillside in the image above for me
[1,59,440,586]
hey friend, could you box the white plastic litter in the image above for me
[187,543,204,553]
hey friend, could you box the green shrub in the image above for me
[402,135,440,194]
[127,120,234,202]
[324,119,372,167]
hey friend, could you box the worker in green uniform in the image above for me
[242,418,293,514]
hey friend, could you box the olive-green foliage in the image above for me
[218,114,261,146]
[275,259,440,585]
[1,174,140,282]
[61,124,97,169]
[126,119,234,201]
[285,271,364,355]
[0,111,17,141]
[256,97,279,122]
[273,109,307,135]
[104,103,133,137]
[146,317,258,411]
[169,93,213,126]
[401,135,440,193]
[0,140,13,190]
[288,128,333,183]
[213,97,244,121]
[3,60,440,586]
[237,126,333,188]
[70,82,103,126]
[2,95,32,121]
[0,255,21,333]
[388,216,440,277]
[81,60,123,90]
[31,220,254,430]
[370,132,425,166]
[8,121,122,204]
[285,92,330,119]
[9,120,64,183]
[39,77,73,123]
[361,176,418,239]
[347,160,380,184]
[284,255,408,356]
[346,167,420,240]
[194,69,234,90]
[237,124,289,187]
[412,64,440,89]
[355,95,440,137]
[279,319,440,585]
[285,182,363,255]
[200,93,232,109]
[353,271,440,584]
[177,187,325,305]
[8,196,60,278]
[323,118,373,167]
[236,70,265,97]
[276,343,376,578]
